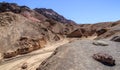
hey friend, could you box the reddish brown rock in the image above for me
[17,47,30,54]
[92,53,115,66]
[17,37,46,54]
[67,29,83,38]
[3,50,18,58]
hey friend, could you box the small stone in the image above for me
[21,62,28,69]
[92,53,115,66]
[93,40,108,46]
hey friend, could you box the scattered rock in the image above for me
[21,62,28,69]
[93,40,108,46]
[92,53,115,66]
[111,36,120,42]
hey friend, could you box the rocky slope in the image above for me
[0,2,77,60]
[34,8,76,24]
[0,2,120,70]
[0,12,49,59]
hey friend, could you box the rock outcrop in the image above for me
[67,29,83,37]
[37,40,120,70]
[0,12,49,59]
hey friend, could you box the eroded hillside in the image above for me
[0,2,120,70]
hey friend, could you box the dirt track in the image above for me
[0,39,69,70]
[0,36,97,70]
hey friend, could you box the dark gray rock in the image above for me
[111,36,120,42]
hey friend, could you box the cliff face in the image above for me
[0,2,120,60]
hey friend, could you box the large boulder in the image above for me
[67,29,83,38]
[37,40,120,70]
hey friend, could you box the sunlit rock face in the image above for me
[0,2,120,62]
